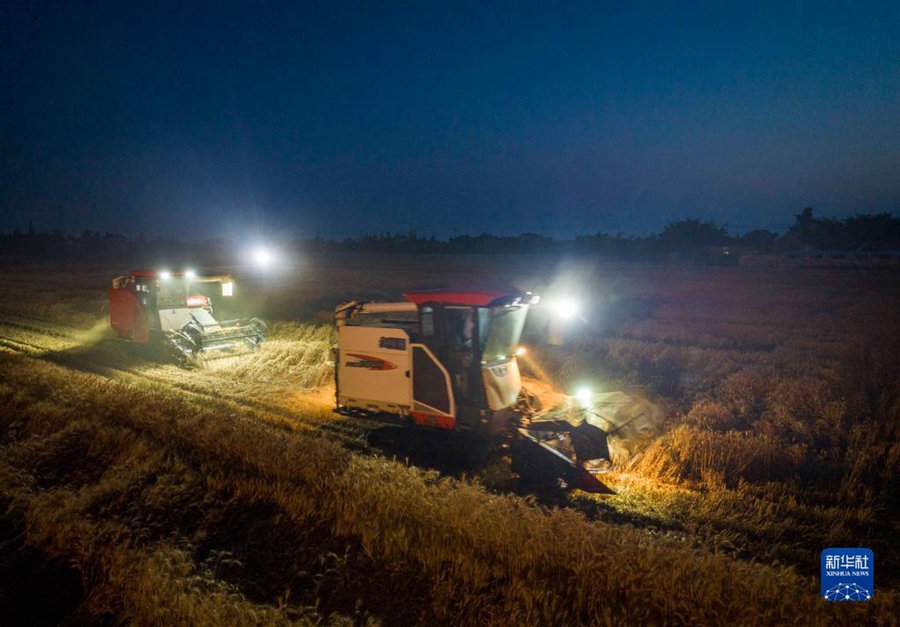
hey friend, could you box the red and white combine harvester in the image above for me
[109,270,266,365]
[334,290,660,492]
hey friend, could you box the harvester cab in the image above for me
[109,270,266,365]
[335,290,536,432]
[334,290,657,493]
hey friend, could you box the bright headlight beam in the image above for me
[575,387,593,408]
[515,346,527,357]
[184,270,196,279]
[554,298,580,320]
[159,270,171,280]
[254,248,272,267]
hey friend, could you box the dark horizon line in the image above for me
[4,209,898,243]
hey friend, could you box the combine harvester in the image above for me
[109,270,266,365]
[333,290,660,493]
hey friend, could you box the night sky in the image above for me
[2,2,898,239]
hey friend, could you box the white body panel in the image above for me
[190,308,220,329]
[337,326,411,413]
[482,358,521,410]
[158,307,219,332]
[159,307,195,332]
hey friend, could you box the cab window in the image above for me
[420,306,435,337]
[446,307,475,352]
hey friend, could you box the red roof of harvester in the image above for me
[403,290,516,307]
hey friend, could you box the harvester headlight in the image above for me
[184,270,196,279]
[553,298,580,320]
[254,248,273,267]
[159,271,171,280]
[515,346,527,357]
[222,281,234,297]
[575,387,593,408]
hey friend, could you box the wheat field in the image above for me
[0,254,897,626]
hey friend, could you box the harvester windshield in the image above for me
[157,276,190,308]
[480,305,528,365]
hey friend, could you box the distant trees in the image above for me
[741,229,778,248]
[2,208,898,262]
[840,213,900,247]
[788,207,900,249]
[655,219,733,252]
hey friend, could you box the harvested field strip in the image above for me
[0,312,78,336]
[0,337,45,354]
[56,356,368,450]
[0,314,373,449]
[1,352,896,626]
[0,314,93,353]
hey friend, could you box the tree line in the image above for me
[2,209,898,261]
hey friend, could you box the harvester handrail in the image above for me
[335,300,418,326]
